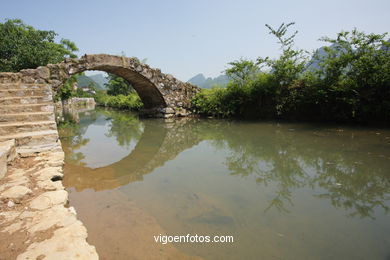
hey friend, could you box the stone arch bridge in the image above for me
[1,54,200,117]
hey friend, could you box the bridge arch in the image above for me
[20,54,200,117]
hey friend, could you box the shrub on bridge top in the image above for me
[0,19,78,72]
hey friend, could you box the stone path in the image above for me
[0,81,98,259]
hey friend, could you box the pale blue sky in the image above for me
[1,0,389,81]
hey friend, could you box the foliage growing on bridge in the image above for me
[0,19,78,72]
[192,23,390,124]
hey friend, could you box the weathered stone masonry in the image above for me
[50,54,200,117]
[1,54,200,117]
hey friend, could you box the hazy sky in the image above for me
[1,0,389,81]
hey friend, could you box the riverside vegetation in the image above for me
[192,23,390,124]
[93,73,143,110]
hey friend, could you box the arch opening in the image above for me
[64,66,166,109]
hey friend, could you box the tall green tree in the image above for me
[0,19,78,72]
[315,29,390,121]
[259,22,308,87]
[225,58,259,86]
[105,73,135,96]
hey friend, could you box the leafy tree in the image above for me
[315,29,390,121]
[259,22,308,87]
[225,58,259,86]
[105,73,135,96]
[0,19,78,72]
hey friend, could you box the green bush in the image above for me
[95,92,143,110]
[192,87,230,117]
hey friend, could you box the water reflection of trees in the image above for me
[204,122,390,218]
[60,110,390,219]
[58,117,90,166]
[311,158,390,218]
[104,110,143,148]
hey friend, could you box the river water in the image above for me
[59,108,390,260]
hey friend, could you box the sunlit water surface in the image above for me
[59,108,390,260]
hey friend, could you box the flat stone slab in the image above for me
[29,190,68,210]
[0,185,32,200]
[17,221,98,260]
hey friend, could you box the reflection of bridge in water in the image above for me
[63,116,203,191]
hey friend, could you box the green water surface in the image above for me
[59,108,390,260]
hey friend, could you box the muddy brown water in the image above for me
[59,108,390,260]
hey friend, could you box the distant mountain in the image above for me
[88,74,108,89]
[188,74,207,86]
[77,75,97,88]
[77,74,108,90]
[188,73,230,88]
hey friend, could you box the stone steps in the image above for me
[0,103,54,114]
[0,121,57,135]
[0,80,58,154]
[17,142,63,157]
[0,83,49,90]
[0,129,59,147]
[0,112,55,122]
[0,96,53,105]
[0,88,51,98]
[0,73,20,84]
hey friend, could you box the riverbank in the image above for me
[0,149,97,259]
[0,77,98,259]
